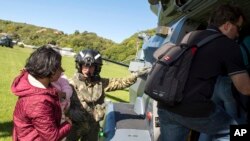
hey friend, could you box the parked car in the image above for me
[0,36,14,48]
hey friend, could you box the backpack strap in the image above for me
[196,33,223,47]
[181,32,194,44]
[181,31,223,48]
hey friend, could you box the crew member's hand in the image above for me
[93,104,106,122]
[133,67,151,77]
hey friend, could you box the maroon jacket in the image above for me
[11,70,71,141]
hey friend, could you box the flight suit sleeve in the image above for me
[102,74,137,92]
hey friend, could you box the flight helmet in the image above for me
[75,49,103,77]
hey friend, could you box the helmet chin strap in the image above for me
[83,72,94,80]
[86,72,92,77]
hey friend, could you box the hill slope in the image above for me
[0,19,155,62]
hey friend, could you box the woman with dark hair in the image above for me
[11,45,72,141]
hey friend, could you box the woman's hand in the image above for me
[65,116,72,125]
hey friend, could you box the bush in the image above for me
[18,44,24,48]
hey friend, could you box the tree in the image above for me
[74,30,80,35]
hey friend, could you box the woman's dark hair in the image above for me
[208,4,245,27]
[25,45,62,79]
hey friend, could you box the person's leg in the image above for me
[222,78,248,124]
[198,133,213,141]
[198,77,233,141]
[215,77,239,119]
[212,76,248,124]
[158,108,190,141]
[158,106,236,141]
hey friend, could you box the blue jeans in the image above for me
[158,106,237,141]
[198,76,247,141]
[212,76,247,124]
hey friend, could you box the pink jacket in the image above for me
[52,74,72,111]
[11,70,71,141]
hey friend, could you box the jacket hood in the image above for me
[11,70,58,98]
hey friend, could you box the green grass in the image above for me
[0,46,130,141]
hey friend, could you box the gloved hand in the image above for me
[93,104,106,122]
[133,67,151,77]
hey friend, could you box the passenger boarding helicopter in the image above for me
[102,0,250,141]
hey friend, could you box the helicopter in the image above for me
[102,0,250,141]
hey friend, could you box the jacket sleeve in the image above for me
[103,74,137,92]
[28,98,71,141]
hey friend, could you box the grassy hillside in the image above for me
[0,46,131,141]
[0,19,155,64]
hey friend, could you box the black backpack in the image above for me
[144,31,222,106]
